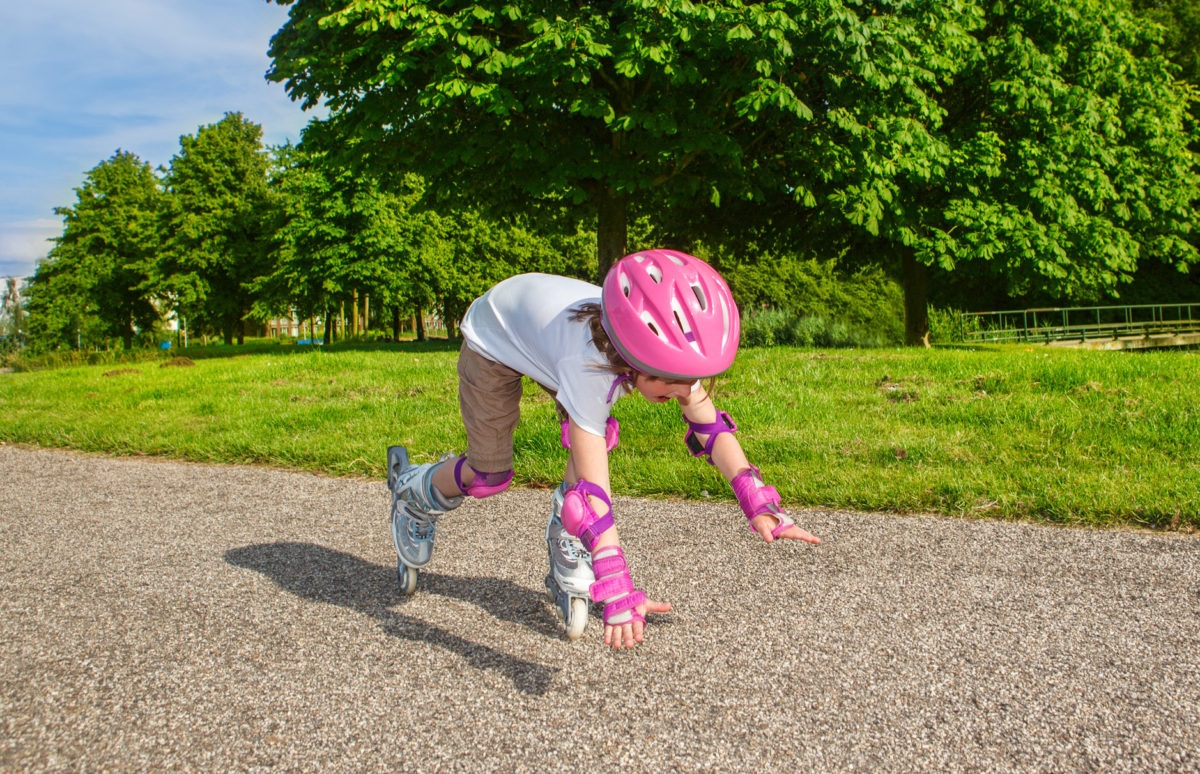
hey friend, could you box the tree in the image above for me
[926,0,1200,332]
[268,0,1198,345]
[161,113,276,344]
[770,0,1199,343]
[263,145,440,342]
[23,150,162,350]
[259,143,356,342]
[265,138,597,342]
[267,0,816,276]
[1130,0,1200,85]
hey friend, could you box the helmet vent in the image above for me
[690,284,708,311]
[641,313,663,340]
[646,264,663,284]
[674,311,698,345]
[671,297,700,348]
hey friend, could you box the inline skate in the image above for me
[544,483,594,640]
[387,446,461,595]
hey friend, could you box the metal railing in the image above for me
[961,302,1200,344]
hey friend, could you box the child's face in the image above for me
[633,373,700,403]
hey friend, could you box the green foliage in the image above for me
[268,0,1200,347]
[21,0,1200,357]
[742,309,876,348]
[261,145,424,337]
[23,151,163,352]
[931,0,1200,300]
[268,0,821,269]
[264,144,596,339]
[718,249,905,345]
[160,113,276,344]
[1130,0,1200,85]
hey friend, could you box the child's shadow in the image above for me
[223,542,560,696]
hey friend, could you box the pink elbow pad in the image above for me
[559,479,614,552]
[560,417,620,451]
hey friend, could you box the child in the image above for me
[388,249,820,650]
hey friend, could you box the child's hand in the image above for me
[750,512,821,545]
[603,597,672,649]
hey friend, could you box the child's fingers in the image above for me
[602,599,671,649]
[605,622,637,649]
[782,525,820,542]
[641,599,672,615]
[781,525,821,544]
[751,513,785,542]
[752,513,821,545]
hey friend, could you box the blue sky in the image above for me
[0,0,315,280]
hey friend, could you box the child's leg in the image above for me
[429,343,524,498]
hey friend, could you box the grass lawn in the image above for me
[2,339,1196,531]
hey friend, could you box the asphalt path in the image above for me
[1,444,1198,772]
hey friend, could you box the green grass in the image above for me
[2,340,1197,531]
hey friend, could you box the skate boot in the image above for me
[387,446,462,595]
[544,482,595,640]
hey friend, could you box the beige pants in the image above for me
[456,342,528,472]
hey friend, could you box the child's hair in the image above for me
[570,302,631,375]
[570,302,719,396]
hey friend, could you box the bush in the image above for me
[741,308,891,348]
[927,307,981,344]
[714,248,904,347]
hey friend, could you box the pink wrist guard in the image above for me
[590,546,646,627]
[559,479,614,552]
[561,416,620,451]
[731,465,793,539]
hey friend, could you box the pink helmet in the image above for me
[601,249,741,380]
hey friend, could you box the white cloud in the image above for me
[0,219,61,279]
[0,0,315,278]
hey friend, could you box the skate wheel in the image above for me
[565,597,589,641]
[398,561,418,596]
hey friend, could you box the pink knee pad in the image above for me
[453,457,513,498]
[560,416,620,451]
[558,479,614,552]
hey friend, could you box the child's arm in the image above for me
[678,388,820,545]
[565,419,672,649]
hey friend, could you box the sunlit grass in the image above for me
[1,340,1196,530]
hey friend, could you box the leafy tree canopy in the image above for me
[161,112,276,344]
[268,0,817,273]
[24,150,162,351]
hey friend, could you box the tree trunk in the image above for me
[902,249,931,347]
[392,308,401,341]
[351,289,360,335]
[596,186,629,281]
[363,293,369,333]
[416,308,427,342]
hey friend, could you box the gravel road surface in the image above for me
[1,444,1197,772]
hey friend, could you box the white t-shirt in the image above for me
[459,273,623,438]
